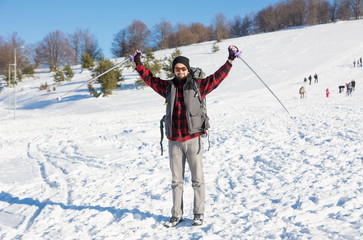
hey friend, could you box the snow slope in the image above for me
[0,20,362,240]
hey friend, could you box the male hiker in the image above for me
[131,45,240,227]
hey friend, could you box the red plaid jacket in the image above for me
[136,60,232,142]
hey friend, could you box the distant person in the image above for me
[308,75,312,85]
[351,79,356,91]
[339,85,345,93]
[304,77,307,85]
[299,86,305,98]
[353,59,356,67]
[346,82,352,96]
[326,88,330,98]
[314,73,318,83]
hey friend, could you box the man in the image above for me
[314,73,318,83]
[131,45,240,227]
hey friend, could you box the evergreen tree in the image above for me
[81,52,94,70]
[22,65,35,78]
[6,69,23,85]
[5,69,14,87]
[39,82,49,91]
[211,41,220,53]
[53,69,66,84]
[63,64,74,81]
[163,48,182,78]
[87,83,101,97]
[16,69,23,83]
[92,59,123,97]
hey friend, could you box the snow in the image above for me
[1,20,363,239]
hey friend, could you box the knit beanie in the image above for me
[172,56,190,73]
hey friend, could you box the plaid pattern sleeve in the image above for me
[136,65,169,98]
[197,60,233,98]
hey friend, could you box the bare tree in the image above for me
[190,23,213,43]
[330,0,340,21]
[285,0,306,27]
[316,0,331,23]
[241,15,252,36]
[69,30,83,65]
[350,0,362,19]
[212,13,231,41]
[111,29,129,58]
[337,0,352,20]
[0,32,26,75]
[231,15,243,37]
[81,29,102,60]
[0,36,11,75]
[254,5,279,32]
[112,20,150,57]
[69,29,102,64]
[174,24,195,46]
[35,30,72,71]
[0,36,8,75]
[306,0,320,25]
[152,20,174,50]
[127,20,151,52]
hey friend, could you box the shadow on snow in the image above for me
[0,191,166,228]
[19,83,140,110]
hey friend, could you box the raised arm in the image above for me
[198,45,240,97]
[131,50,169,98]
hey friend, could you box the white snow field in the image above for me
[0,20,362,240]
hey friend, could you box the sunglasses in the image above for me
[174,66,188,72]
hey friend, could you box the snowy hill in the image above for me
[0,20,362,240]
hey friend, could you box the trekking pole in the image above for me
[237,56,297,124]
[55,58,129,101]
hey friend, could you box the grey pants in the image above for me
[168,137,205,217]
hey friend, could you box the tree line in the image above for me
[0,0,362,76]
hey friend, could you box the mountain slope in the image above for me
[0,20,362,240]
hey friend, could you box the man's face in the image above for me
[174,63,189,81]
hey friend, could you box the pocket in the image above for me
[188,114,203,131]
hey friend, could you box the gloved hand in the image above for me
[228,45,241,60]
[130,50,142,66]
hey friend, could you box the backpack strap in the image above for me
[160,115,166,156]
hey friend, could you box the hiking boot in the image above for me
[164,216,183,228]
[192,214,204,226]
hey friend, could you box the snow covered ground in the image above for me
[0,20,362,240]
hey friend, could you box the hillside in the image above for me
[0,20,362,240]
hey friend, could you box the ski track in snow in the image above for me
[1,20,363,239]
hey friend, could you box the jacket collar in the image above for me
[172,75,192,87]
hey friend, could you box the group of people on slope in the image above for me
[299,73,319,98]
[300,73,358,98]
[303,73,318,85]
[353,58,362,67]
[339,80,356,96]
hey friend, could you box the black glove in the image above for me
[130,50,142,66]
[228,46,240,60]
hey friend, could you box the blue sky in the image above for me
[0,0,282,58]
